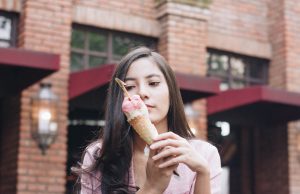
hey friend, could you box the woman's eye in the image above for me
[149,82,160,87]
[125,85,135,91]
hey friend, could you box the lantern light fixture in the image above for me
[31,83,58,155]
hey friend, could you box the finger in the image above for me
[150,139,181,150]
[160,164,179,177]
[158,155,185,168]
[152,147,184,161]
[148,146,156,158]
[153,132,183,141]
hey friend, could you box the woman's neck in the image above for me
[154,120,168,134]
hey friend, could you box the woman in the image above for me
[74,47,222,194]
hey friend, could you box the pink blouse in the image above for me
[80,140,222,194]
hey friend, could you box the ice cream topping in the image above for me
[122,95,149,121]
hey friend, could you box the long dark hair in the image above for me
[74,47,194,193]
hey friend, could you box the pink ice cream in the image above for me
[121,95,158,145]
[122,95,149,121]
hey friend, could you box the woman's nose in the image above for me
[137,85,149,100]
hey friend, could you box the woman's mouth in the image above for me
[146,104,155,109]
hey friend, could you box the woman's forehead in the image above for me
[125,58,164,79]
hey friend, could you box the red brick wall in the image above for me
[253,125,289,194]
[208,0,271,58]
[0,96,20,194]
[209,0,269,42]
[16,0,72,194]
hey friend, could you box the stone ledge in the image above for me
[156,0,211,21]
[156,0,212,9]
[73,5,160,38]
[207,32,272,59]
[0,0,21,12]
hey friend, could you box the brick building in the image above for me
[0,0,300,194]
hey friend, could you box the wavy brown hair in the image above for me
[73,47,194,193]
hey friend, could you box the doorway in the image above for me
[208,123,255,194]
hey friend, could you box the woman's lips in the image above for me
[146,104,155,109]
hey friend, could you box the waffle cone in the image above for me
[129,115,158,145]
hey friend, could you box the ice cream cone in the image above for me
[129,115,158,145]
[115,78,158,145]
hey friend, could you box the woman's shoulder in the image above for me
[189,139,222,179]
[80,141,103,192]
[188,139,218,154]
[82,141,102,168]
[86,141,102,155]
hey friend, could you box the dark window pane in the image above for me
[71,25,157,71]
[231,57,246,78]
[113,34,145,57]
[113,35,131,56]
[71,52,84,71]
[207,50,268,90]
[208,53,229,76]
[112,55,122,61]
[89,32,107,52]
[89,55,107,68]
[249,63,264,79]
[71,29,85,49]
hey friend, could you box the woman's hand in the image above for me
[139,148,178,194]
[150,132,210,175]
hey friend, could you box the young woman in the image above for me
[75,47,222,194]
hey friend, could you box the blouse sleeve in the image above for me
[80,144,102,194]
[190,140,222,194]
[207,145,222,194]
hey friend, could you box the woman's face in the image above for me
[124,57,170,129]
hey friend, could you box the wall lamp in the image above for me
[31,83,58,155]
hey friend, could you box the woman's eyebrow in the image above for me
[124,77,136,81]
[124,74,161,81]
[146,74,161,79]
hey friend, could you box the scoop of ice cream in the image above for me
[122,95,148,121]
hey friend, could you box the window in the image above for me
[70,25,157,72]
[207,49,268,91]
[0,11,18,47]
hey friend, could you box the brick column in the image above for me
[156,0,211,139]
[268,0,287,89]
[16,0,72,194]
[268,0,300,194]
[284,0,300,193]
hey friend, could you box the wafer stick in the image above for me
[115,78,131,100]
